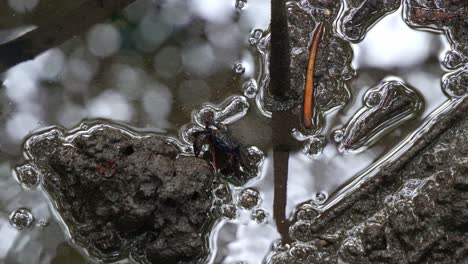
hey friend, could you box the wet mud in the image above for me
[18,124,217,263]
[268,99,468,264]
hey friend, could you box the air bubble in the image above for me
[245,146,264,165]
[221,203,237,219]
[303,136,326,158]
[332,130,344,143]
[296,204,318,221]
[9,208,35,230]
[251,208,268,223]
[249,29,263,46]
[235,0,247,10]
[242,79,258,98]
[365,92,382,108]
[15,163,40,189]
[237,188,261,209]
[233,63,245,74]
[314,192,327,204]
[442,69,468,98]
[443,50,465,70]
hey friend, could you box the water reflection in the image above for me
[87,91,133,121]
[354,11,435,68]
[7,0,39,14]
[87,24,121,58]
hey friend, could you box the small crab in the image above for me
[192,124,243,176]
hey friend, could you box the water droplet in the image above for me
[9,208,35,230]
[15,163,40,189]
[251,208,268,223]
[235,0,247,10]
[237,188,261,209]
[303,136,326,158]
[315,192,328,204]
[233,63,245,74]
[242,79,258,98]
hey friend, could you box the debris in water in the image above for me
[333,80,423,153]
[9,208,35,230]
[183,96,264,186]
[303,22,324,129]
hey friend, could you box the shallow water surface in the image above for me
[0,0,466,263]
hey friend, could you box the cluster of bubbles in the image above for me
[211,182,237,219]
[302,136,326,158]
[236,188,267,223]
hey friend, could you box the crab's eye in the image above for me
[365,92,382,108]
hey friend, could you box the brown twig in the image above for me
[0,0,135,73]
[303,22,324,129]
[270,0,297,244]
